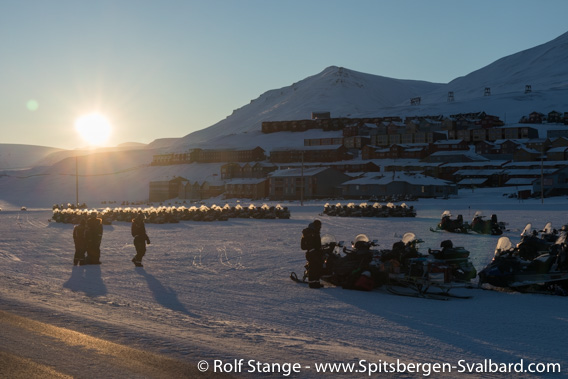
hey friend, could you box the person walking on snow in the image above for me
[131,213,150,267]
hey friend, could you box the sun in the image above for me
[74,113,112,146]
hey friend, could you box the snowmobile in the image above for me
[470,212,505,235]
[516,223,558,261]
[478,228,568,295]
[383,233,476,299]
[291,232,475,299]
[540,222,561,243]
[430,211,469,234]
[290,234,385,289]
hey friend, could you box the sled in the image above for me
[387,273,472,300]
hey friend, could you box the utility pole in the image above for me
[300,151,304,206]
[540,154,544,204]
[75,155,79,207]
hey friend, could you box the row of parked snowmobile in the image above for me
[291,232,477,299]
[291,222,568,298]
[323,202,416,218]
[431,210,507,235]
[51,203,291,224]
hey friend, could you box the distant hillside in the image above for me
[421,31,568,104]
[0,144,64,169]
[169,66,444,150]
[148,138,181,150]
[167,32,568,152]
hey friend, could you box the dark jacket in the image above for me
[73,222,87,250]
[85,217,103,248]
[132,219,150,244]
[301,223,321,251]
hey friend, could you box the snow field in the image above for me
[0,190,567,377]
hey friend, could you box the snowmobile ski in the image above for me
[425,290,473,299]
[385,285,450,300]
[290,272,307,284]
[429,227,478,235]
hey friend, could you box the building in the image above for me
[422,150,489,163]
[178,178,225,201]
[546,147,568,161]
[269,145,352,163]
[151,147,266,166]
[500,125,540,140]
[533,166,568,197]
[452,169,505,188]
[151,152,191,166]
[220,162,277,179]
[340,172,457,199]
[191,146,265,163]
[430,139,469,152]
[149,176,189,202]
[513,146,541,162]
[267,167,350,200]
[304,137,344,146]
[224,178,268,199]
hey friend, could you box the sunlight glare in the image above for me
[74,113,112,146]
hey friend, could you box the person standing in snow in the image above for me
[301,219,323,288]
[131,213,150,267]
[85,212,103,264]
[72,218,87,265]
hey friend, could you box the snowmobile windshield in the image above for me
[555,232,566,245]
[495,237,513,258]
[402,232,417,245]
[354,234,369,243]
[474,211,483,218]
[543,222,553,234]
[321,234,336,245]
[521,223,532,237]
[441,210,451,217]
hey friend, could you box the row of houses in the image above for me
[519,111,568,124]
[149,168,457,203]
[261,110,568,135]
[149,134,568,202]
[152,133,567,169]
[149,154,568,202]
[261,115,403,134]
[153,113,568,167]
[152,147,266,165]
[363,137,568,162]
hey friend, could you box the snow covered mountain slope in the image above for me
[420,31,568,104]
[170,31,568,151]
[0,144,63,169]
[169,66,444,150]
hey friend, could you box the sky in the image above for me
[1,0,568,150]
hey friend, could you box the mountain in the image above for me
[169,66,444,150]
[420,31,568,104]
[0,144,64,169]
[169,31,568,151]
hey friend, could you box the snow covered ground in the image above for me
[1,188,567,377]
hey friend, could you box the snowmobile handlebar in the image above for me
[343,240,379,254]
